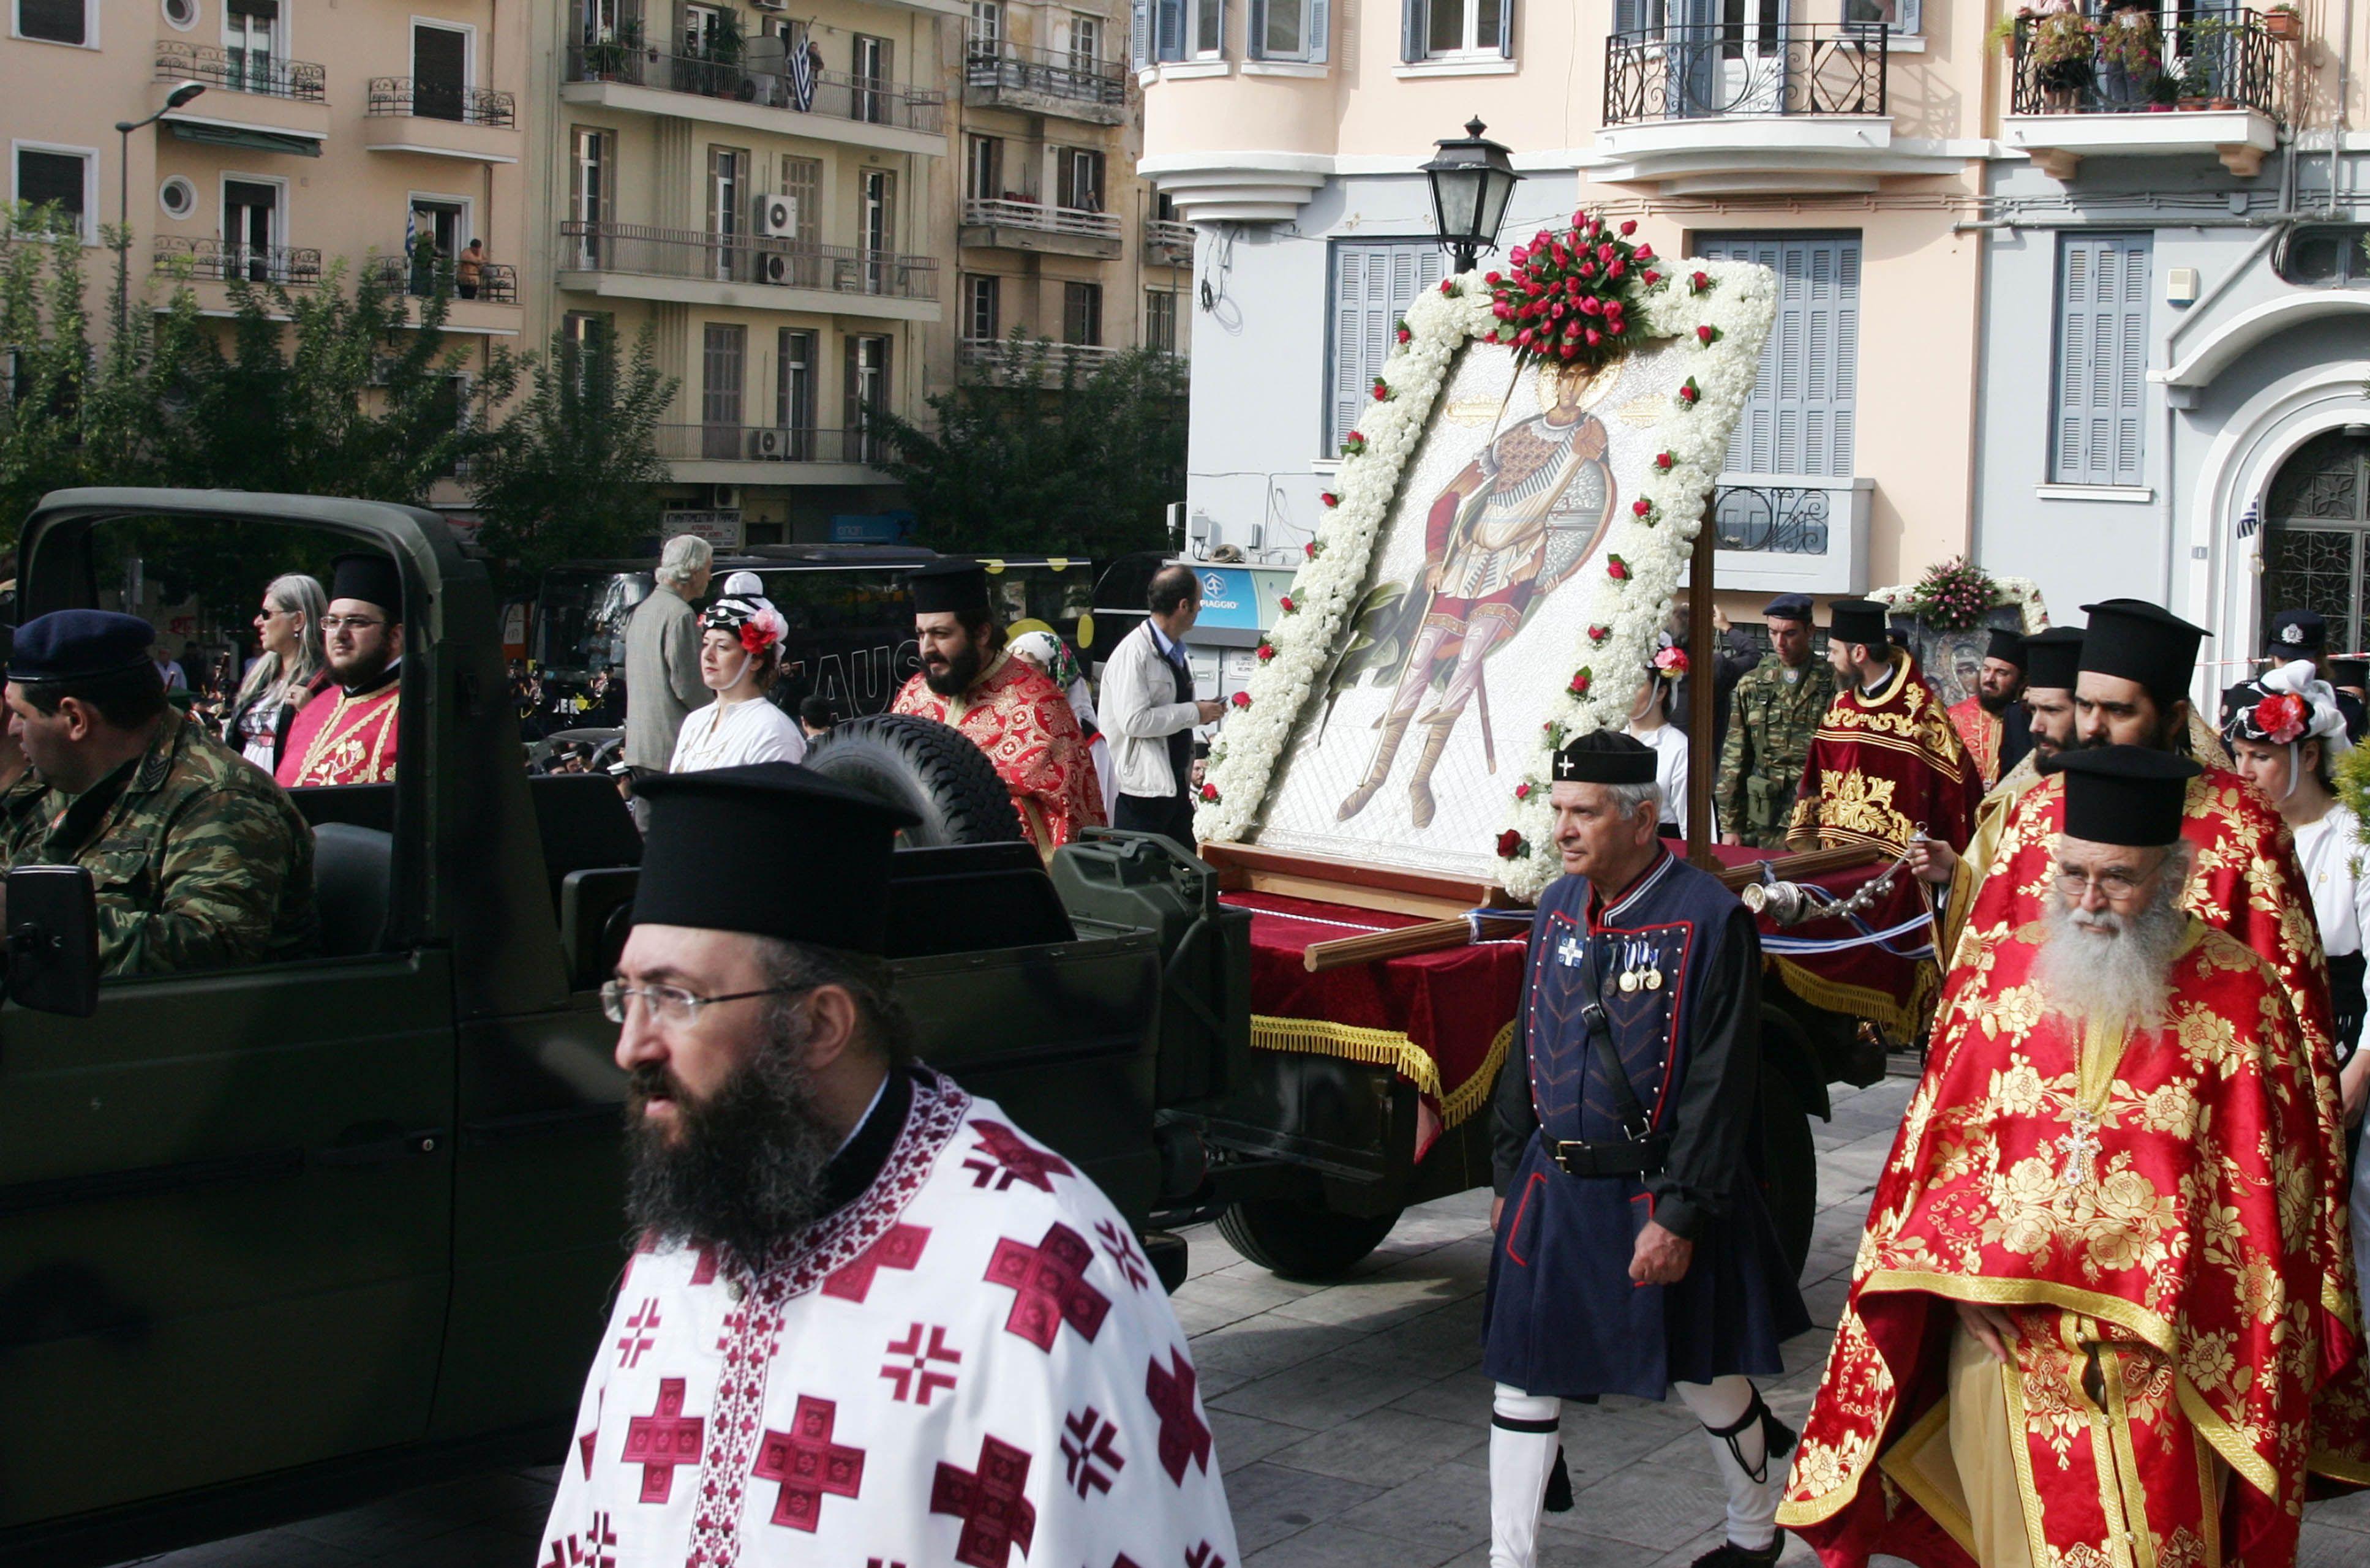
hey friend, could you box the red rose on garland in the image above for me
[1589,624,1611,643]
[1484,209,1657,373]
[1608,555,1631,581]
[1677,378,1701,405]
[1256,642,1277,663]
[1371,378,1391,401]
[1495,829,1527,860]
[1513,781,1532,800]
[1653,451,1675,471]
[1568,668,1592,697]
[1229,690,1252,710]
[1200,783,1220,803]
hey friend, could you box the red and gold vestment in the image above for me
[1779,920,2370,1567]
[1788,651,1982,855]
[274,674,400,788]
[892,651,1105,852]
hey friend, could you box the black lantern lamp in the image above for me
[1421,116,1521,275]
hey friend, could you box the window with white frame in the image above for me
[2051,232,2151,489]
[15,0,90,45]
[1328,239,1446,450]
[1145,289,1178,354]
[1137,0,1224,63]
[969,0,1001,49]
[966,275,1001,341]
[1064,282,1103,346]
[1400,0,1508,61]
[11,144,94,238]
[1251,0,1327,61]
[223,0,282,92]
[967,135,1004,202]
[1843,0,1919,36]
[1069,13,1101,69]
[1056,148,1105,212]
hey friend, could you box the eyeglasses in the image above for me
[599,979,814,1026]
[2053,868,2148,899]
[319,615,387,633]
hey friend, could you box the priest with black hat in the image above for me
[1944,626,2032,789]
[541,762,1235,1568]
[1785,596,1982,855]
[1783,745,2370,1567]
[276,550,404,788]
[1484,731,1808,1568]
[890,557,1104,853]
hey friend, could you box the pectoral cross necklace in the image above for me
[2056,1018,2127,1188]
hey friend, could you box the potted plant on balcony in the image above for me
[2265,2,2301,40]
[2029,11,2096,107]
[2096,6,2163,110]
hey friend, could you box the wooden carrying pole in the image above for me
[1302,917,1475,973]
[1686,498,1718,869]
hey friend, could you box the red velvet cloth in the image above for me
[1709,844,1939,1037]
[1222,891,1527,1153]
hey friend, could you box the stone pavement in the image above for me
[119,1070,2370,1567]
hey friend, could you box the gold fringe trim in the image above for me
[1249,1013,1515,1131]
[1770,953,1938,1039]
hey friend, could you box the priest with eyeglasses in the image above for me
[541,762,1236,1568]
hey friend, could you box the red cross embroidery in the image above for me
[614,1298,660,1368]
[1060,1406,1124,1498]
[1184,1542,1228,1568]
[622,1378,705,1504]
[929,1433,1038,1568]
[688,1244,720,1285]
[576,1387,604,1479]
[984,1223,1110,1351]
[879,1321,962,1405]
[751,1395,865,1531]
[961,1119,1076,1192]
[1145,1348,1212,1485]
[1094,1219,1151,1292]
[821,1221,931,1303]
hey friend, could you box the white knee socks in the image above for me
[1676,1375,1782,1551]
[1488,1384,1562,1568]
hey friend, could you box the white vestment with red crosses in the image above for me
[537,1067,1238,1568]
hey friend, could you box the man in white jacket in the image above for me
[1100,565,1221,846]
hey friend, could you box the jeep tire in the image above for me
[1216,1196,1402,1281]
[803,713,1025,847]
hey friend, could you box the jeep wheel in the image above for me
[803,713,1025,847]
[1216,1196,1402,1282]
[1759,1065,1818,1280]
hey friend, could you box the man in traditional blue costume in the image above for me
[1484,730,1810,1568]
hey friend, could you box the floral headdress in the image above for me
[702,595,789,656]
[2221,658,2350,797]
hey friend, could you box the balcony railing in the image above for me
[559,221,938,299]
[1603,24,1886,126]
[155,40,326,102]
[653,424,889,465]
[2009,9,2279,116]
[366,77,517,126]
[154,234,323,285]
[1145,217,1194,261]
[961,198,1123,241]
[964,42,1126,106]
[961,339,1123,376]
[563,42,943,133]
[1712,483,1830,556]
[367,254,519,304]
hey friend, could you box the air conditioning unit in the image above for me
[756,193,797,239]
[749,427,789,460]
[759,251,792,286]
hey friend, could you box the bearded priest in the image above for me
[892,558,1104,853]
[1780,748,2370,1567]
[540,764,1235,1567]
[1944,626,2032,790]
[1786,598,1982,855]
[275,552,402,788]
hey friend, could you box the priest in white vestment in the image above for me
[540,762,1238,1568]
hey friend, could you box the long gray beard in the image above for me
[2031,887,2188,1032]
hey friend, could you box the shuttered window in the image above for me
[2052,233,2151,489]
[1328,240,1446,452]
[1697,231,1860,478]
[1248,0,1327,61]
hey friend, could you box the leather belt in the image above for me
[1549,1135,1669,1178]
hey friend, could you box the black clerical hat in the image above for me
[2332,656,2369,690]
[631,763,920,954]
[908,558,991,617]
[2266,608,2327,655]
[1827,598,1890,650]
[2078,599,2207,708]
[2055,746,2199,848]
[1985,627,2027,669]
[8,609,156,682]
[2022,628,2083,691]
[1552,730,1658,786]
[329,552,404,616]
[1762,593,1813,621]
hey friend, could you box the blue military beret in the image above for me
[1763,593,1813,621]
[7,609,157,683]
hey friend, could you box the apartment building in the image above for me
[6,0,529,460]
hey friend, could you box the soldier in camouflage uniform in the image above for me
[0,610,317,975]
[1715,594,1836,850]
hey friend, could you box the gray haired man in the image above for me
[624,536,715,819]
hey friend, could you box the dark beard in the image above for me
[922,641,983,697]
[1977,688,2014,716]
[623,1021,837,1268]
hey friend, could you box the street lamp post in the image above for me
[1420,117,1521,276]
[113,81,206,345]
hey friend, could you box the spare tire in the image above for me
[805,713,1023,847]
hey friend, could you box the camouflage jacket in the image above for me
[1,710,319,975]
[1714,654,1837,845]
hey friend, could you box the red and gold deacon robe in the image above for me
[892,650,1104,853]
[1945,696,2031,790]
[1788,650,1983,855]
[1778,919,2370,1567]
[274,673,400,789]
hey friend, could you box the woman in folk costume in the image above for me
[1009,629,1116,819]
[669,590,806,773]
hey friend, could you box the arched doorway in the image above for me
[2260,426,2370,654]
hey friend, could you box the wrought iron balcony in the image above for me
[153,235,323,285]
[960,339,1123,378]
[1712,482,1832,556]
[155,40,326,102]
[367,254,519,304]
[961,198,1122,241]
[563,42,943,134]
[1602,23,1886,126]
[2009,9,2279,117]
[964,42,1126,107]
[1144,218,1195,265]
[559,221,938,300]
[366,77,517,127]
[653,424,886,465]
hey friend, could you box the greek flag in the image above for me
[787,32,818,111]
[2237,495,2263,539]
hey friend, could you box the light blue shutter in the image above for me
[1133,0,1151,67]
[1895,0,1920,33]
[1402,0,1421,61]
[1214,0,1227,56]
[1248,0,1266,56]
[1330,242,1448,451]
[1310,0,1328,62]
[1496,0,1512,56]
[1156,0,1184,60]
[1612,0,1646,34]
[2053,233,2151,488]
[1699,233,1860,478]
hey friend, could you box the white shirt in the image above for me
[2290,803,2370,960]
[1100,618,1203,801]
[1626,721,1690,836]
[668,695,808,773]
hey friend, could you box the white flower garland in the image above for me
[1867,576,2051,635]
[1194,260,1778,901]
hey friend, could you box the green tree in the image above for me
[464,319,676,596]
[870,336,1185,560]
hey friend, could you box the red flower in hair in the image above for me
[2254,692,2308,744]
